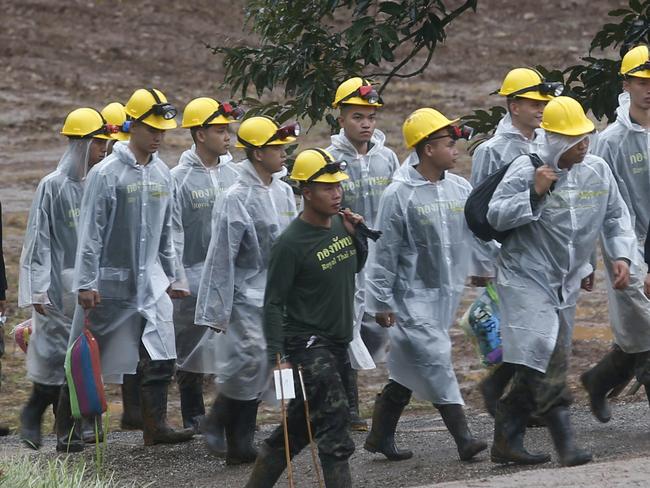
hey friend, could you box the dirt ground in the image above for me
[0,0,643,486]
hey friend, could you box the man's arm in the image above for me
[263,238,297,362]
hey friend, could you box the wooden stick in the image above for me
[277,353,294,488]
[298,365,324,488]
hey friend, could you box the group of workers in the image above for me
[10,41,650,487]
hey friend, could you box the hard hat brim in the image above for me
[499,90,554,101]
[334,98,384,109]
[181,117,237,128]
[235,136,296,148]
[93,134,114,141]
[541,118,595,136]
[291,171,349,183]
[111,132,130,141]
[141,115,178,130]
[625,70,650,79]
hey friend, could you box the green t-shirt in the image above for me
[263,214,362,361]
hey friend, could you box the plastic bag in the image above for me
[12,319,32,353]
[64,327,107,418]
[459,282,502,366]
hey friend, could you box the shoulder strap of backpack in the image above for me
[528,153,545,168]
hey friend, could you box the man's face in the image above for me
[255,145,286,174]
[337,105,377,145]
[88,138,108,168]
[624,76,650,110]
[197,124,231,157]
[510,98,547,132]
[130,121,165,155]
[303,182,343,216]
[422,132,459,171]
[558,136,590,168]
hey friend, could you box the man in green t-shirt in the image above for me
[245,148,368,488]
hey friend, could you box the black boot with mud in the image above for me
[121,373,143,430]
[321,457,353,488]
[364,383,413,461]
[177,370,206,433]
[20,383,60,450]
[580,345,634,423]
[225,398,259,465]
[82,415,105,444]
[491,404,550,465]
[140,383,195,445]
[342,364,368,431]
[203,394,227,457]
[479,363,515,417]
[544,406,592,467]
[437,403,487,461]
[244,442,288,488]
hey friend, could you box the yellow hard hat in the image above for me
[61,107,114,140]
[125,88,177,130]
[402,108,459,149]
[181,97,244,128]
[235,116,299,148]
[290,148,349,183]
[621,45,650,78]
[540,96,595,136]
[498,68,559,101]
[332,77,383,108]
[101,102,130,141]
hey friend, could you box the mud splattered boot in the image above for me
[544,406,592,467]
[203,393,227,457]
[55,384,85,453]
[341,363,368,431]
[436,404,487,461]
[20,383,60,450]
[177,370,205,433]
[364,381,413,461]
[121,373,143,430]
[244,441,288,488]
[225,398,259,465]
[321,456,352,488]
[491,402,550,465]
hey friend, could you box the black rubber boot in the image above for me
[244,441,288,488]
[321,456,352,488]
[20,383,60,450]
[0,426,9,436]
[479,363,515,417]
[82,415,105,444]
[364,382,413,461]
[139,358,194,446]
[225,398,259,465]
[341,364,368,431]
[177,370,205,433]
[55,384,85,453]
[121,373,143,430]
[203,394,227,457]
[580,345,634,423]
[491,402,550,465]
[544,406,592,467]
[436,404,487,461]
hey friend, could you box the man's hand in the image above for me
[340,208,364,235]
[78,289,101,310]
[612,260,630,290]
[168,289,190,299]
[580,272,595,292]
[33,303,47,316]
[470,276,492,287]
[375,311,396,328]
[534,165,558,196]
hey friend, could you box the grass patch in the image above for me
[0,455,148,487]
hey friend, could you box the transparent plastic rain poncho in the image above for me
[488,129,636,373]
[593,92,650,353]
[470,113,537,186]
[68,141,177,384]
[327,128,401,368]
[365,154,496,404]
[18,139,93,385]
[194,159,297,401]
[170,146,240,373]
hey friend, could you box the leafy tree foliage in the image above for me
[209,0,477,129]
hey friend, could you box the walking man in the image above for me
[57,88,194,452]
[488,97,635,467]
[245,148,367,488]
[583,45,650,421]
[170,97,241,434]
[363,108,491,462]
[195,116,298,464]
[327,76,401,430]
[18,107,112,449]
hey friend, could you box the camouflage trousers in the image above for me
[500,327,573,417]
[265,336,355,462]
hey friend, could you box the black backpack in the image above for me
[464,153,545,243]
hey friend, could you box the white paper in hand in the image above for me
[274,368,296,400]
